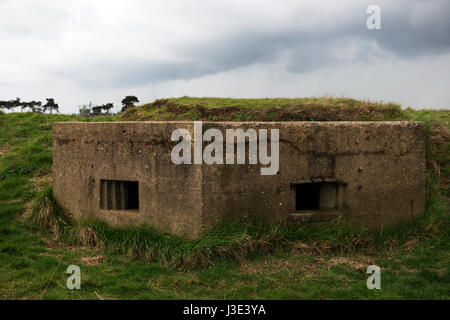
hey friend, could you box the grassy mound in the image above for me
[120,97,404,121]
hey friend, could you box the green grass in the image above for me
[0,99,448,299]
[120,96,405,121]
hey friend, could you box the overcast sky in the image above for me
[1,0,449,113]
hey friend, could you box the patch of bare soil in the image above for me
[239,254,333,278]
[258,105,384,122]
[240,259,298,275]
[327,256,374,272]
[80,255,105,266]
[29,174,52,186]
[163,100,241,119]
[198,106,241,120]
[0,143,11,157]
[402,238,421,252]
[290,241,319,255]
[39,236,98,256]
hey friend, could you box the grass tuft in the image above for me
[76,226,103,248]
[29,188,68,238]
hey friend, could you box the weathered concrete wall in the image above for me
[53,122,204,238]
[53,121,426,238]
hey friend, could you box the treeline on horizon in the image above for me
[0,97,59,114]
[0,95,140,115]
[81,96,140,115]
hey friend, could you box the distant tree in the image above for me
[8,98,21,111]
[43,98,59,114]
[30,101,43,113]
[121,96,139,112]
[0,98,21,112]
[12,98,21,111]
[0,100,6,111]
[20,100,38,112]
[0,99,44,113]
[92,105,103,115]
[20,102,29,112]
[102,103,114,114]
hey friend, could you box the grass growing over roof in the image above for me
[0,99,448,299]
[120,96,404,121]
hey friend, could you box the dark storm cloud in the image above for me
[109,31,290,87]
[367,1,450,57]
[88,0,449,88]
[26,0,448,88]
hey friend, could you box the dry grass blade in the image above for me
[77,226,102,248]
[30,192,66,238]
